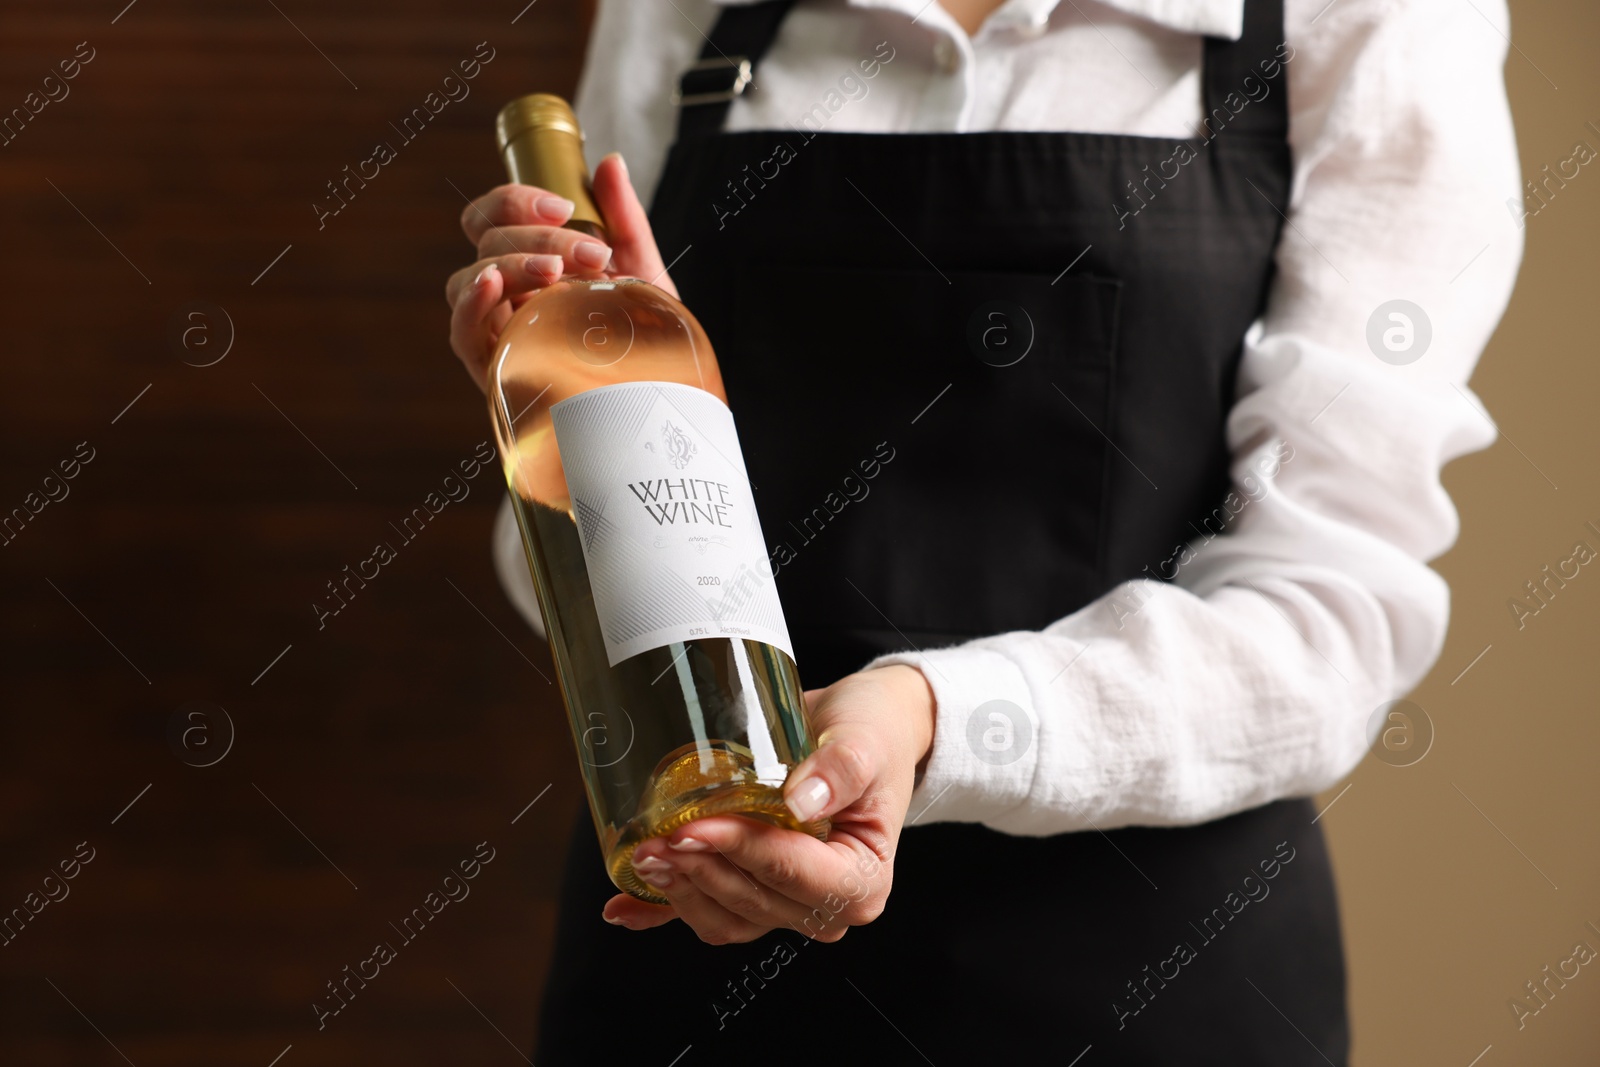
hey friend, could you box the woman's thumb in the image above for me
[784,719,878,823]
[590,153,674,295]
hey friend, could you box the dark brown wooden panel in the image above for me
[0,2,597,1063]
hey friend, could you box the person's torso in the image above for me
[649,0,1292,674]
[536,4,1349,1065]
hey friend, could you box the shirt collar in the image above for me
[708,0,1245,41]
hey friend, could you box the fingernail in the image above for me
[788,777,831,822]
[633,853,672,872]
[639,870,673,889]
[668,833,712,853]
[604,151,629,180]
[474,262,498,288]
[604,912,630,926]
[535,195,575,221]
[573,241,612,270]
[525,254,562,280]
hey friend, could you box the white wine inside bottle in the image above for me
[489,96,827,903]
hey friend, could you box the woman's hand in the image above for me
[443,153,677,393]
[601,664,937,944]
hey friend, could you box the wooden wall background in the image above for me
[1,2,594,1063]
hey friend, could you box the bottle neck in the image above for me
[500,126,607,244]
[561,217,606,242]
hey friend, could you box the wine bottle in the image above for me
[488,94,828,904]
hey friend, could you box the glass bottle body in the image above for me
[489,277,826,903]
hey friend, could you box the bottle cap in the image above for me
[495,94,606,240]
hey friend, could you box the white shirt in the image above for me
[493,0,1523,834]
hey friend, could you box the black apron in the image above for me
[536,2,1349,1061]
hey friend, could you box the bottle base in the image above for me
[607,746,830,904]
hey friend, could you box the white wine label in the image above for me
[549,381,795,667]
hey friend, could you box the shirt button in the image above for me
[933,36,959,73]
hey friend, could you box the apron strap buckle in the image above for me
[672,56,753,107]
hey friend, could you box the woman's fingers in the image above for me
[618,817,880,943]
[627,858,776,946]
[461,158,667,290]
[610,817,891,942]
[448,264,508,393]
[674,817,882,927]
[601,893,677,930]
[649,844,829,934]
[786,722,885,826]
[590,153,676,297]
[667,818,833,899]
[476,224,613,275]
[444,252,562,307]
[460,183,575,245]
[446,254,561,392]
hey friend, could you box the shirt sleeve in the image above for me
[873,0,1524,835]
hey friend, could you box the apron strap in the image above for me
[1201,0,1290,139]
[673,0,799,142]
[676,0,1288,143]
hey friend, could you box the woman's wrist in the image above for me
[870,663,937,778]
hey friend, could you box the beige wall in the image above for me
[1322,2,1600,1062]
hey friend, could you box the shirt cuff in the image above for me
[862,643,1044,831]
